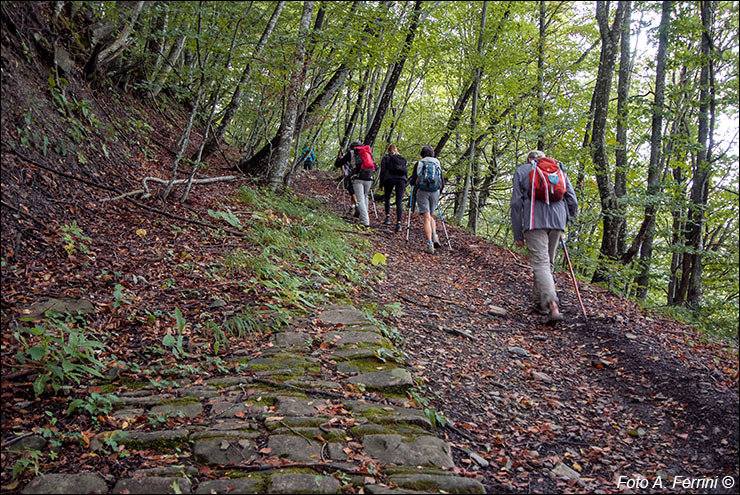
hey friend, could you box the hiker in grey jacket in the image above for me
[510,150,578,323]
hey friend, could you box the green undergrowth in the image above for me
[230,185,380,314]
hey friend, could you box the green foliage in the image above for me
[208,208,243,229]
[10,449,42,478]
[59,220,92,257]
[12,312,107,396]
[113,283,132,308]
[66,393,122,418]
[407,386,448,428]
[161,308,187,358]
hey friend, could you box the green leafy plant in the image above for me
[13,314,107,396]
[59,220,92,256]
[162,308,186,358]
[67,393,122,418]
[10,449,42,478]
[208,208,243,229]
[113,283,132,308]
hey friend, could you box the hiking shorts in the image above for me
[415,189,440,215]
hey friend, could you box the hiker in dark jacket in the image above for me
[379,145,408,232]
[335,141,374,226]
[334,146,358,217]
[408,145,444,254]
[510,150,578,323]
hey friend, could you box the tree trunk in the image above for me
[150,32,186,99]
[634,0,670,300]
[614,1,633,258]
[463,1,487,232]
[679,0,715,308]
[590,0,627,284]
[363,0,423,148]
[266,1,314,190]
[84,1,146,78]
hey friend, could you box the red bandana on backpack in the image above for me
[529,157,566,229]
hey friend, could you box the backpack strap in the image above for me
[529,160,550,230]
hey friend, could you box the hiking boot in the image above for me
[425,240,435,254]
[545,312,564,325]
[395,222,402,233]
[384,216,391,225]
[432,232,441,248]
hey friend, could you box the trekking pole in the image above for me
[370,188,378,219]
[436,203,452,251]
[560,238,587,320]
[405,186,415,242]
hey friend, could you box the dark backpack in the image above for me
[387,155,407,176]
[529,158,566,203]
[417,159,441,192]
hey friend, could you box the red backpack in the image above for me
[354,145,376,171]
[529,157,566,202]
[528,157,567,230]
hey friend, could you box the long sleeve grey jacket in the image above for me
[510,161,578,241]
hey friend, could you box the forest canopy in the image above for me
[15,0,740,340]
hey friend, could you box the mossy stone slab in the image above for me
[346,368,413,392]
[323,331,383,346]
[22,473,108,494]
[194,478,264,494]
[362,434,454,468]
[317,306,368,326]
[111,476,191,494]
[193,437,257,465]
[267,434,322,462]
[387,473,485,494]
[269,473,341,494]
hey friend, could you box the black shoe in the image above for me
[384,216,391,225]
[395,223,402,233]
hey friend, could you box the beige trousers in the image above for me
[524,229,562,310]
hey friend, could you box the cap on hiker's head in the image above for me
[420,145,434,158]
[350,141,362,149]
[528,150,545,161]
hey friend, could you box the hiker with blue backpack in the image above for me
[299,146,315,170]
[334,141,376,227]
[510,150,578,324]
[379,144,408,233]
[408,145,444,254]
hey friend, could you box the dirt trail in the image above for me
[293,169,739,494]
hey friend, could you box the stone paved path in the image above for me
[21,306,484,494]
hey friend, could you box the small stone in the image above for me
[209,298,227,309]
[625,332,638,339]
[507,346,530,357]
[10,434,46,451]
[488,305,507,316]
[470,452,489,468]
[551,462,580,480]
[532,371,553,383]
